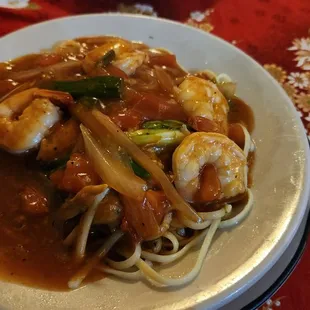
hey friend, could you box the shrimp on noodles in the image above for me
[172,132,247,202]
[176,76,229,134]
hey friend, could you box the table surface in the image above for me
[1,1,310,309]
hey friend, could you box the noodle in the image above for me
[241,124,255,158]
[141,226,211,264]
[63,226,79,247]
[74,186,109,262]
[136,220,220,287]
[161,231,179,254]
[155,212,173,239]
[68,230,124,289]
[219,190,254,229]
[179,216,212,230]
[106,243,142,270]
[98,266,142,281]
[198,205,229,220]
[152,238,163,254]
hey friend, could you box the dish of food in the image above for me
[0,33,255,290]
[0,14,308,310]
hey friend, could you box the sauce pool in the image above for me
[0,151,94,291]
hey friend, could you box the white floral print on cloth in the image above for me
[0,0,38,9]
[287,72,309,89]
[185,9,215,32]
[264,33,310,140]
[288,38,310,71]
[0,0,29,8]
[117,3,157,16]
[260,297,284,310]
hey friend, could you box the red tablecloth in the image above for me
[0,1,309,309]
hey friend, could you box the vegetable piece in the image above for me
[37,118,80,161]
[105,64,128,79]
[74,185,109,263]
[121,195,160,241]
[0,80,36,103]
[96,49,116,67]
[48,76,124,99]
[107,104,143,130]
[217,82,236,100]
[68,229,124,289]
[77,96,100,108]
[93,190,123,225]
[41,156,70,175]
[188,116,223,134]
[196,164,221,202]
[127,128,185,146]
[145,190,170,223]
[71,107,200,223]
[142,120,185,130]
[149,54,177,68]
[56,184,109,221]
[50,153,101,193]
[121,190,170,241]
[228,123,245,149]
[132,93,187,121]
[130,159,150,179]
[154,66,175,93]
[80,125,147,200]
[8,60,82,82]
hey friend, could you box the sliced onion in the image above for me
[154,66,175,93]
[80,125,146,200]
[90,110,201,223]
[0,80,36,103]
[71,106,200,222]
[7,60,82,82]
[217,82,236,100]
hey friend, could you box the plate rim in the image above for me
[0,13,310,310]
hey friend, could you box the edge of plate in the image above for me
[1,13,310,310]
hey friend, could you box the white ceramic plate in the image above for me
[0,14,309,310]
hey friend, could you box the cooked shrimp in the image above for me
[176,76,229,134]
[83,38,147,76]
[0,88,73,153]
[172,132,247,202]
[53,40,84,57]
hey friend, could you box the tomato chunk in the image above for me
[228,123,245,149]
[196,164,221,202]
[105,64,128,79]
[107,104,143,130]
[188,116,223,134]
[133,92,187,121]
[50,153,100,193]
[149,54,177,68]
[37,119,80,161]
[121,190,169,241]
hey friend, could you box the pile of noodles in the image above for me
[66,109,254,289]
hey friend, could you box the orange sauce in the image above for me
[0,38,256,291]
[0,151,83,291]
